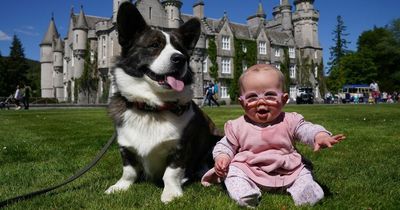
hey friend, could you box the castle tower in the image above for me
[72,6,89,103]
[162,0,182,28]
[40,15,59,98]
[53,37,64,101]
[247,2,266,28]
[293,0,322,98]
[293,0,320,53]
[193,0,204,19]
[112,0,130,24]
[280,0,293,33]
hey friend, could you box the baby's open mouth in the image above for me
[257,108,270,115]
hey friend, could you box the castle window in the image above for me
[202,57,208,73]
[102,36,106,59]
[290,86,297,100]
[314,51,318,59]
[111,37,114,57]
[314,66,318,78]
[242,60,247,72]
[222,36,230,50]
[221,86,229,99]
[275,64,281,70]
[275,48,280,57]
[170,9,173,20]
[75,34,79,44]
[221,58,231,74]
[90,51,95,63]
[290,65,296,79]
[289,47,295,58]
[149,7,152,20]
[242,44,247,53]
[259,41,267,55]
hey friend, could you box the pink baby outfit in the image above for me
[202,112,329,207]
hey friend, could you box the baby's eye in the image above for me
[245,93,258,100]
[264,91,278,96]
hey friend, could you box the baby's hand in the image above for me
[314,132,346,151]
[214,154,230,177]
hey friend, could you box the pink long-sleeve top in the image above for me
[202,112,331,188]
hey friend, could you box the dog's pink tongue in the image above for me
[166,76,184,92]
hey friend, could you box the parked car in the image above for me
[296,87,314,104]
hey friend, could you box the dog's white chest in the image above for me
[117,108,194,176]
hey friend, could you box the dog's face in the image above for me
[113,2,201,106]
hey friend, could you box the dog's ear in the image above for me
[179,18,201,52]
[117,2,149,49]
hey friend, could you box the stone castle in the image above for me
[40,0,322,104]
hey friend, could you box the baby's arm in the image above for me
[213,136,237,177]
[294,118,345,151]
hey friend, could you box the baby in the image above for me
[202,64,345,207]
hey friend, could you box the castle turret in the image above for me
[293,0,319,47]
[280,0,293,33]
[72,6,88,103]
[112,0,130,24]
[193,0,204,19]
[162,0,182,28]
[40,15,59,98]
[53,37,64,101]
[247,2,266,28]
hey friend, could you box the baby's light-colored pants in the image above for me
[224,166,324,207]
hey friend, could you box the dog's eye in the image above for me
[149,42,160,48]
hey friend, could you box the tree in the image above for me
[6,35,29,94]
[0,51,8,96]
[328,15,351,72]
[76,41,98,104]
[280,48,291,92]
[357,26,400,91]
[341,52,378,85]
[207,37,219,82]
[388,18,400,43]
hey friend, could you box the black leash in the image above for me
[0,131,117,208]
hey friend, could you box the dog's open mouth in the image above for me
[146,70,184,92]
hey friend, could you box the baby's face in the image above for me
[239,70,288,124]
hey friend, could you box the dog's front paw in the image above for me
[161,187,183,203]
[105,180,132,194]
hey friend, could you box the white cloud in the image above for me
[0,30,12,41]
[14,26,39,37]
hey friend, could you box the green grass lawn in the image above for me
[0,104,399,209]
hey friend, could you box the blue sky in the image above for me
[0,0,399,68]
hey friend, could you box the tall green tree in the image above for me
[357,26,400,91]
[6,35,29,94]
[76,41,98,104]
[341,52,378,85]
[327,15,350,91]
[328,15,351,72]
[0,51,8,96]
[280,48,291,92]
[207,37,219,82]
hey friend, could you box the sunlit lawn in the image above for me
[0,104,399,209]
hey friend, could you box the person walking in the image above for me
[22,84,31,110]
[207,83,220,107]
[14,85,22,110]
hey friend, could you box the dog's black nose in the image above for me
[171,53,186,67]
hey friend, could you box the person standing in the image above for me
[369,81,380,103]
[14,85,22,110]
[22,84,31,109]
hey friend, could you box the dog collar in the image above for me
[127,101,191,116]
